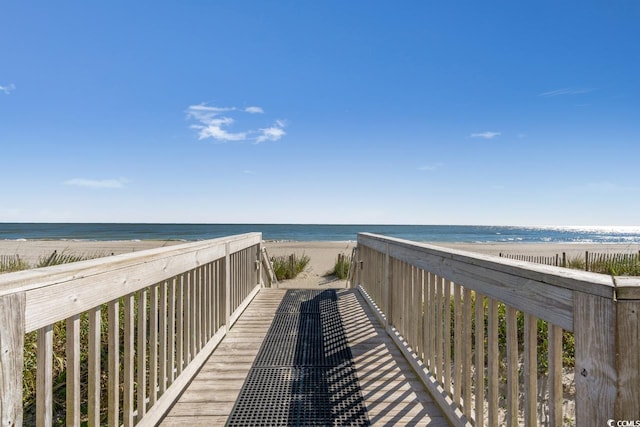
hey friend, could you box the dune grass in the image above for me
[270,253,310,280]
[329,253,351,280]
[0,255,30,273]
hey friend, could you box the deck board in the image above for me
[160,288,449,426]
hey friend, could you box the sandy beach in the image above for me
[2,239,638,284]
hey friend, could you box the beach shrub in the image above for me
[329,253,351,279]
[271,253,310,280]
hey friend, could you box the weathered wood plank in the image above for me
[574,292,616,427]
[523,313,537,427]
[123,294,135,427]
[108,299,119,427]
[358,233,618,331]
[358,233,614,298]
[137,289,148,419]
[487,298,499,427]
[506,306,518,427]
[0,293,25,427]
[87,307,101,427]
[36,324,53,427]
[474,292,485,427]
[66,314,81,427]
[0,234,260,333]
[616,300,640,418]
[548,324,563,427]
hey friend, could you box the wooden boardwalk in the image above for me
[160,288,449,426]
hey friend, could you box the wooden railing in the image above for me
[0,233,263,426]
[353,233,640,426]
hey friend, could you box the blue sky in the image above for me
[1,1,639,225]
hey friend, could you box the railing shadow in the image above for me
[288,289,370,426]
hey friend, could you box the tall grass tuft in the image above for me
[36,250,102,268]
[0,254,30,273]
[329,253,351,279]
[271,253,310,280]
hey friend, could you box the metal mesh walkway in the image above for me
[225,289,370,426]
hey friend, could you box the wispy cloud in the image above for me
[470,131,501,139]
[187,103,286,143]
[575,181,636,193]
[0,83,16,94]
[538,88,593,97]
[256,120,286,143]
[418,162,443,172]
[64,178,129,189]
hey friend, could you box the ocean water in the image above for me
[1,223,640,244]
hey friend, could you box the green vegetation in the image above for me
[271,253,310,280]
[448,294,575,381]
[329,253,351,280]
[0,250,105,273]
[0,255,29,273]
[0,251,109,425]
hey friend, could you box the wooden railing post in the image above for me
[613,277,640,419]
[0,292,25,427]
[574,278,640,425]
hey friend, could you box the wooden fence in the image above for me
[0,233,263,426]
[353,233,640,426]
[500,251,640,272]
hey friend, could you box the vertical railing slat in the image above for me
[183,272,191,365]
[150,284,159,406]
[435,275,443,384]
[66,314,81,427]
[462,287,472,419]
[548,324,563,427]
[443,279,452,398]
[474,292,485,427]
[159,280,168,394]
[88,307,101,427]
[524,313,538,427]
[487,298,499,427]
[36,324,53,427]
[137,289,147,419]
[107,300,119,427]
[123,294,135,427]
[190,270,197,358]
[453,282,462,405]
[506,306,519,427]
[168,277,176,384]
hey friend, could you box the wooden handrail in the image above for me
[355,232,640,426]
[0,233,264,427]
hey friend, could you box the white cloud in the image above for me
[470,131,501,139]
[539,88,592,97]
[0,83,16,94]
[64,178,129,189]
[256,121,286,143]
[187,103,286,143]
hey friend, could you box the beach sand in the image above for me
[2,239,638,285]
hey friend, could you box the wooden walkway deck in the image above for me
[160,288,449,426]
